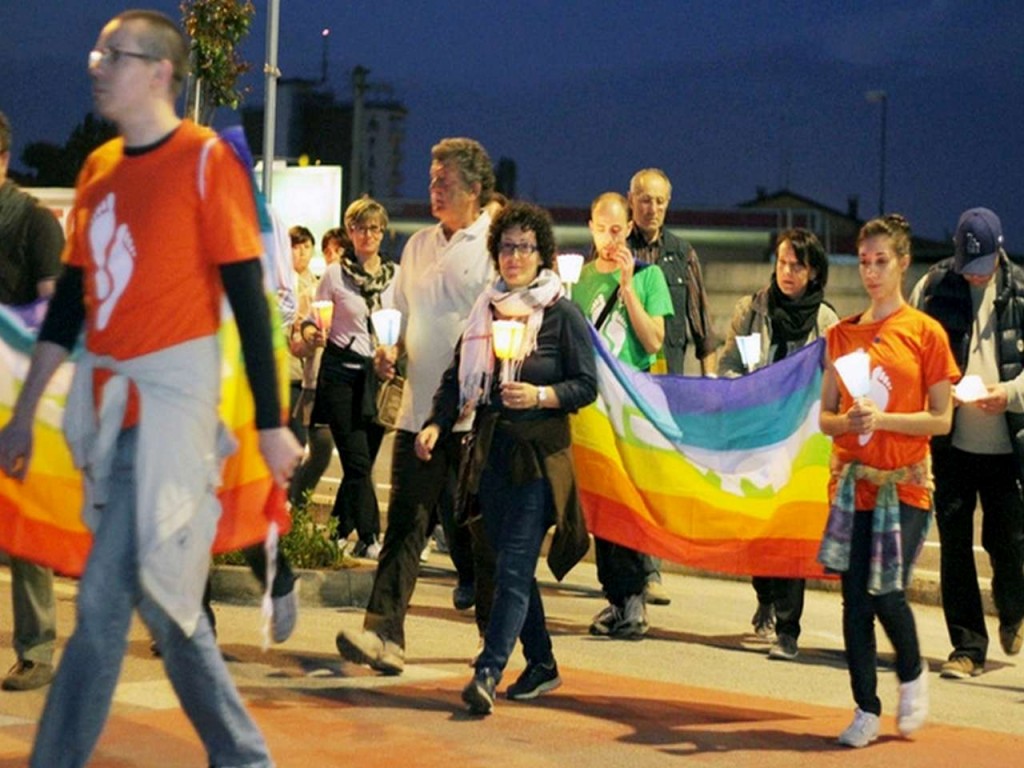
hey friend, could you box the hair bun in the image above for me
[883,213,911,235]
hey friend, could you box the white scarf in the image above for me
[458,268,563,408]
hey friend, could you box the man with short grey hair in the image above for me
[626,168,718,606]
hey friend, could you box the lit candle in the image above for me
[312,300,334,332]
[308,254,327,279]
[492,320,525,384]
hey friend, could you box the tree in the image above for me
[180,0,255,125]
[19,114,117,186]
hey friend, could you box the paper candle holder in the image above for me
[735,333,761,372]
[371,308,402,346]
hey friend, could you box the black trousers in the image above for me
[319,372,385,544]
[595,538,647,605]
[933,447,1024,663]
[752,577,806,639]
[363,429,463,647]
[841,503,928,716]
[434,437,477,590]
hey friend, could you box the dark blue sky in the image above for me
[3,1,1023,249]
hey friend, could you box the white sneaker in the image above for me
[897,666,929,737]
[365,537,382,560]
[270,586,299,644]
[837,708,880,748]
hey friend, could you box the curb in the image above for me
[210,562,376,608]
[210,558,992,615]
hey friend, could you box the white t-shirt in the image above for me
[393,211,494,432]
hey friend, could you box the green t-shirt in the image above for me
[573,261,674,371]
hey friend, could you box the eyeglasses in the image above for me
[499,242,538,258]
[88,47,161,69]
[350,224,384,237]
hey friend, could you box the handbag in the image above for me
[375,374,405,430]
[453,410,498,527]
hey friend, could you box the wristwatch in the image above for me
[536,386,547,408]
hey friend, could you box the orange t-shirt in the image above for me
[64,120,261,360]
[826,304,960,510]
[63,121,262,423]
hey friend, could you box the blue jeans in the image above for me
[841,502,928,717]
[474,433,555,679]
[30,429,272,768]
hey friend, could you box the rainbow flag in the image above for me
[571,328,831,578]
[0,302,290,578]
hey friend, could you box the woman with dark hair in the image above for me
[311,197,397,557]
[718,227,838,660]
[818,214,958,747]
[288,227,350,510]
[416,201,596,716]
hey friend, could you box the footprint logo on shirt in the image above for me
[858,366,892,446]
[88,193,135,331]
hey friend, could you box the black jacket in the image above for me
[627,228,717,374]
[916,254,1024,476]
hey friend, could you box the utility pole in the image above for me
[349,66,369,204]
[865,90,888,216]
[261,0,281,203]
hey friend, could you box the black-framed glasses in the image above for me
[499,242,538,258]
[88,47,161,69]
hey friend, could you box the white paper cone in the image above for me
[954,374,987,403]
[371,308,402,346]
[556,252,584,284]
[834,349,871,398]
[736,333,761,371]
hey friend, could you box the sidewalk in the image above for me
[209,533,974,616]
[3,557,1023,768]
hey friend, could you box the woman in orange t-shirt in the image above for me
[819,214,958,748]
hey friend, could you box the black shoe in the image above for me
[462,671,497,715]
[1000,620,1023,656]
[507,660,561,701]
[453,582,475,611]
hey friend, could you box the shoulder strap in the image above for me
[594,285,620,331]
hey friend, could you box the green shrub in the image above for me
[213,494,348,570]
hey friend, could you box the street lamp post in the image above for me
[865,90,888,216]
[261,0,281,204]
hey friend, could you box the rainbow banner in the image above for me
[571,329,831,578]
[0,303,290,577]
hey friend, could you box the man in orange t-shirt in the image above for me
[0,10,301,768]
